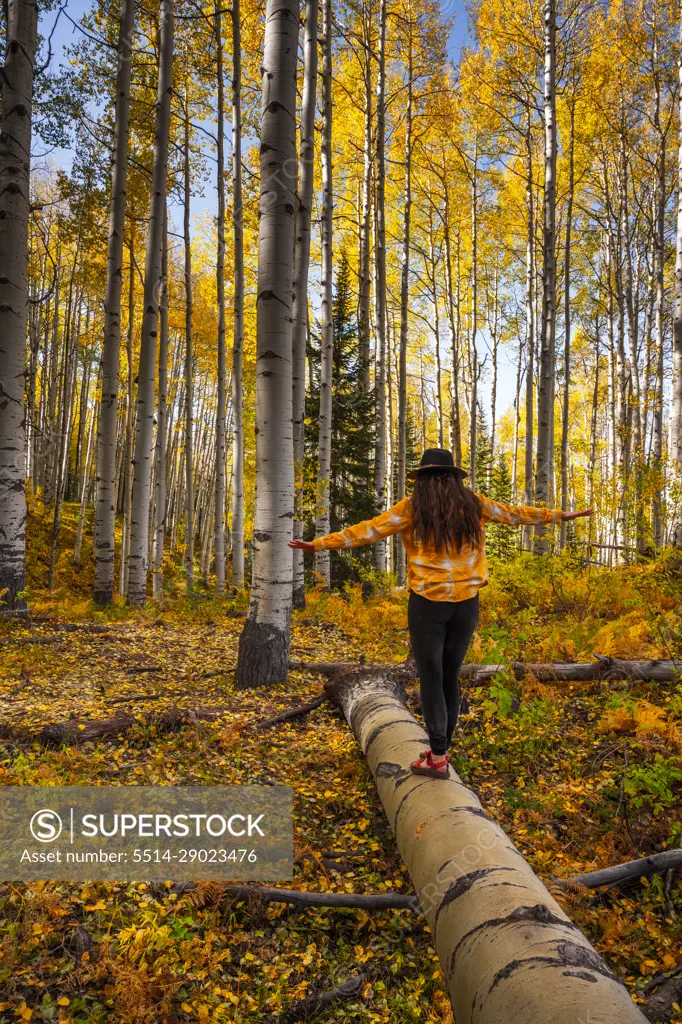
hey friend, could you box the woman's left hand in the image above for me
[288,539,315,552]
[562,508,594,521]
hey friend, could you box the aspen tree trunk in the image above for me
[0,0,38,608]
[119,235,136,596]
[397,39,413,586]
[534,0,556,553]
[445,207,462,465]
[291,0,318,607]
[152,207,169,599]
[230,0,245,590]
[235,0,298,688]
[559,100,575,548]
[183,82,195,593]
[358,0,373,389]
[326,669,649,1024]
[214,0,227,590]
[511,340,523,503]
[653,115,666,547]
[74,397,98,569]
[93,0,135,603]
[314,0,334,588]
[127,0,173,606]
[373,0,388,572]
[673,5,682,544]
[469,138,478,489]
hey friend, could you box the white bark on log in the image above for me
[94,0,135,605]
[0,0,38,609]
[235,0,298,687]
[127,0,174,606]
[325,669,648,1024]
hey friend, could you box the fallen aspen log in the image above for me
[0,708,220,745]
[290,656,679,684]
[558,849,682,890]
[325,666,648,1024]
[0,697,328,746]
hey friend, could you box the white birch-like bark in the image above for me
[327,670,650,1024]
[469,138,478,489]
[534,0,557,553]
[358,0,373,389]
[93,0,135,605]
[0,0,38,608]
[183,81,195,593]
[291,0,318,606]
[396,35,412,587]
[671,3,682,542]
[235,0,298,688]
[152,206,169,599]
[214,0,227,591]
[127,0,174,606]
[559,100,575,548]
[373,0,388,572]
[314,0,334,588]
[230,0,245,590]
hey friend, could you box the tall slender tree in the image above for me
[127,0,174,607]
[214,0,227,591]
[230,0,245,589]
[0,0,39,608]
[534,0,557,552]
[235,0,299,687]
[314,0,334,588]
[93,0,135,605]
[292,0,318,607]
[373,0,388,572]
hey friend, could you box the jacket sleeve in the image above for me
[312,497,412,551]
[477,493,564,527]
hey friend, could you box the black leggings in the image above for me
[407,590,479,755]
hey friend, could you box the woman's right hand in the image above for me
[562,508,594,521]
[288,539,315,552]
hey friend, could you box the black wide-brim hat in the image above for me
[407,448,469,479]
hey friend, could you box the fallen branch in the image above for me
[558,850,682,890]
[108,694,162,706]
[175,881,417,911]
[125,666,163,674]
[254,695,327,730]
[279,972,368,1021]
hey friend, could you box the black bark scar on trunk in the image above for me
[449,903,580,974]
[488,941,617,995]
[364,718,416,755]
[433,867,516,932]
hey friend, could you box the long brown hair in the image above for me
[410,472,482,552]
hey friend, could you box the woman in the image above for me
[290,448,593,779]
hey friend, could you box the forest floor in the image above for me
[0,507,681,1023]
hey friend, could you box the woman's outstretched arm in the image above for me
[478,494,594,527]
[289,497,412,553]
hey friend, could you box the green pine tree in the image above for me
[304,252,376,590]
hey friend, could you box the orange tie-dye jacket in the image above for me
[311,493,564,602]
